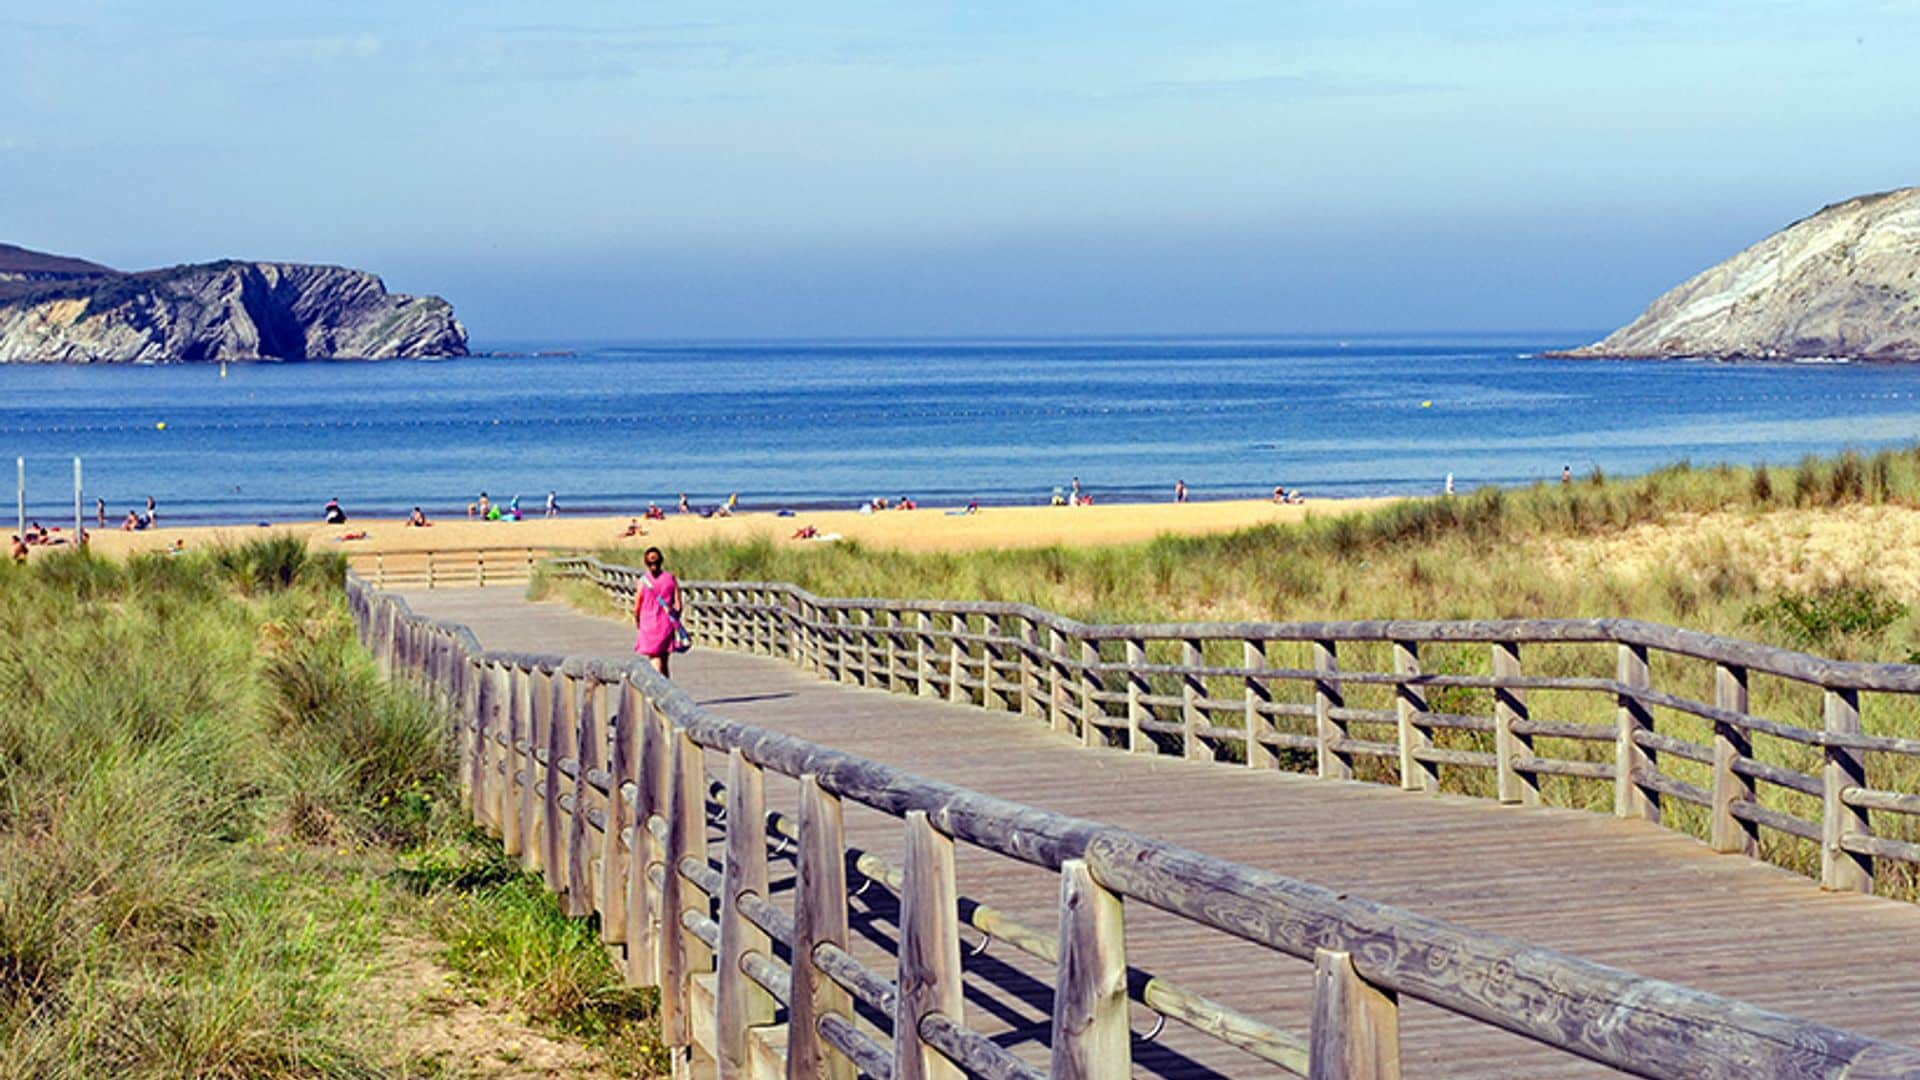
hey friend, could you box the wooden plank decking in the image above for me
[399,588,1920,1078]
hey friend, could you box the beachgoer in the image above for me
[145,495,156,526]
[508,495,522,522]
[1070,476,1082,502]
[169,538,186,555]
[477,492,491,520]
[678,493,692,514]
[407,506,430,527]
[121,510,139,531]
[546,490,559,518]
[632,546,683,677]
[1562,464,1572,485]
[1273,485,1286,504]
[726,493,739,514]
[467,502,477,520]
[1175,479,1188,503]
[1444,473,1455,496]
[1050,488,1066,507]
[966,498,979,514]
[95,498,105,527]
[323,498,347,525]
[623,517,646,537]
[646,501,665,520]
[9,535,26,563]
[791,524,818,540]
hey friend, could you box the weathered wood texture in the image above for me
[378,583,1920,1079]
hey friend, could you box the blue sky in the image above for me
[3,2,1917,341]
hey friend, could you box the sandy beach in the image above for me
[62,496,1403,560]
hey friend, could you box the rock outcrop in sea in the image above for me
[1557,188,1920,362]
[0,244,467,363]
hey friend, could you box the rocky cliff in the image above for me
[0,246,467,363]
[1559,188,1920,362]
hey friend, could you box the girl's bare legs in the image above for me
[650,653,670,678]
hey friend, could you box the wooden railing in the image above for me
[550,556,1920,898]
[352,569,1920,1078]
[346,546,573,590]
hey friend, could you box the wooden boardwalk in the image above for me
[401,589,1920,1078]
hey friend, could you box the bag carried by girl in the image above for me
[647,584,693,653]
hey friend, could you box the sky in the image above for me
[3,2,1919,342]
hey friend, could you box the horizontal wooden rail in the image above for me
[550,557,1920,897]
[346,545,581,590]
[352,570,1920,1079]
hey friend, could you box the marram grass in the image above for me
[0,540,662,1077]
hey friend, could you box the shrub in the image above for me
[1744,584,1908,650]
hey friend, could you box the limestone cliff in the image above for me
[0,246,467,363]
[1559,188,1920,362]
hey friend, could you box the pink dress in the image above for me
[634,571,680,657]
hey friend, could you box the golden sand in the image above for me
[67,497,1404,560]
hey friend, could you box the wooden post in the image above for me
[476,550,486,588]
[1711,663,1758,856]
[1309,948,1400,1080]
[524,668,551,875]
[1080,638,1102,748]
[543,672,571,894]
[852,608,872,686]
[837,609,857,686]
[917,611,937,698]
[502,666,527,858]
[1049,628,1071,734]
[1050,859,1129,1079]
[1315,641,1351,780]
[1125,638,1149,753]
[660,730,714,1050]
[789,775,853,1080]
[1020,616,1041,719]
[601,681,637,945]
[883,609,901,691]
[1181,639,1207,761]
[948,614,970,705]
[563,676,599,917]
[426,550,436,589]
[469,659,493,826]
[1394,642,1436,794]
[981,614,1005,712]
[1822,686,1873,893]
[718,750,775,1077]
[896,811,963,1080]
[1244,639,1277,769]
[1614,643,1659,822]
[1492,643,1538,806]
[625,696,670,988]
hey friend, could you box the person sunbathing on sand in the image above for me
[791,524,818,540]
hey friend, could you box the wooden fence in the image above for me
[346,546,570,590]
[550,556,1920,898]
[351,570,1920,1078]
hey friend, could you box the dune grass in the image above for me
[0,539,663,1078]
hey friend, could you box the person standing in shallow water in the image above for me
[633,546,683,677]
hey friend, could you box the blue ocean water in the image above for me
[6,334,1920,525]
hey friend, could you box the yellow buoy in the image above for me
[1420,400,1432,408]
[156,421,167,430]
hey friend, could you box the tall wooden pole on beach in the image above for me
[73,458,82,548]
[14,457,21,541]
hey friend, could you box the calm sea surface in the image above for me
[7,335,1920,525]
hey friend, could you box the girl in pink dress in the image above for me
[633,546,683,676]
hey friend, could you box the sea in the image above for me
[6,334,1920,526]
